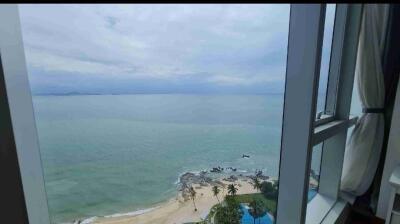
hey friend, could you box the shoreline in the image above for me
[71,169,276,224]
[93,177,260,224]
[67,167,319,224]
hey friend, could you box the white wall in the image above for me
[377,77,400,219]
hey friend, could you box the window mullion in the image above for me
[318,4,363,200]
[0,5,51,224]
[276,4,326,224]
[324,5,346,116]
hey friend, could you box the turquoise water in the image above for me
[240,204,273,224]
[240,190,317,224]
[32,94,322,223]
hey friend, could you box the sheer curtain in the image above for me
[341,4,389,196]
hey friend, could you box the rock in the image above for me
[210,167,223,173]
[223,175,238,182]
[178,171,215,196]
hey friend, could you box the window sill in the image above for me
[306,193,350,224]
[321,198,349,224]
[306,193,336,224]
[313,116,358,145]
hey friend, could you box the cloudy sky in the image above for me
[18,4,333,95]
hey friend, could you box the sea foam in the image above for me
[75,207,158,224]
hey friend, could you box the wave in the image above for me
[104,206,159,218]
[71,207,159,224]
[80,216,98,224]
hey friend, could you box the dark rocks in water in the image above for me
[210,166,238,173]
[255,170,263,177]
[248,170,269,181]
[210,166,224,173]
[248,174,269,181]
[242,154,250,158]
[179,172,213,191]
[223,175,238,182]
[226,167,237,172]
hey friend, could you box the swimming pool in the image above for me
[240,189,318,224]
[240,204,273,224]
[308,188,318,202]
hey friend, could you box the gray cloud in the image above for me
[19,4,291,94]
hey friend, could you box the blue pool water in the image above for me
[308,189,318,202]
[240,189,318,224]
[241,204,273,224]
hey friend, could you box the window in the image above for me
[316,4,336,119]
[278,4,363,224]
[309,143,323,201]
[19,4,290,224]
[0,4,363,224]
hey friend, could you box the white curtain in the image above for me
[341,4,389,196]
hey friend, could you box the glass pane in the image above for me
[20,4,290,224]
[350,78,363,117]
[309,143,323,202]
[316,4,336,119]
[306,143,323,221]
[347,75,363,141]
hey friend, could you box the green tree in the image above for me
[214,197,243,224]
[189,186,198,211]
[250,176,262,192]
[248,198,267,224]
[261,181,278,200]
[227,184,238,196]
[212,185,221,203]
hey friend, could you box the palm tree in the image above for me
[250,176,262,192]
[212,185,221,203]
[249,198,267,224]
[189,186,197,211]
[214,197,243,224]
[227,184,238,196]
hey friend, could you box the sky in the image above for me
[18,4,333,95]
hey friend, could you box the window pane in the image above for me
[350,78,363,117]
[20,4,290,224]
[309,143,323,202]
[306,143,323,223]
[316,4,336,119]
[347,76,363,141]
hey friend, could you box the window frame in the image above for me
[0,3,363,224]
[277,3,363,224]
[0,5,51,224]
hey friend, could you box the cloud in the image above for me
[19,4,291,94]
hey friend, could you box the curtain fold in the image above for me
[341,4,388,196]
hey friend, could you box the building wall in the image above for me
[377,76,400,219]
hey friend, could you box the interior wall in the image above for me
[375,4,400,219]
[377,76,400,218]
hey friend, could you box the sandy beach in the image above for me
[92,177,258,224]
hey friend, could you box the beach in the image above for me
[75,169,319,224]
[90,175,259,224]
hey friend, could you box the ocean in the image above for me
[32,94,323,223]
